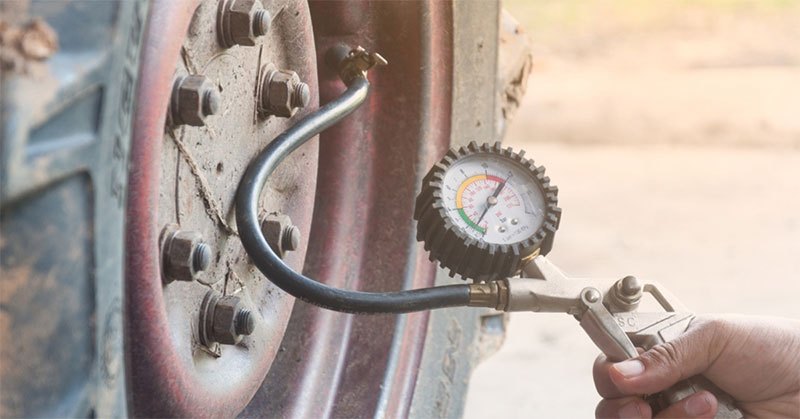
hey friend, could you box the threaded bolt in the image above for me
[291,82,310,109]
[281,225,300,252]
[235,309,255,335]
[193,242,212,272]
[253,9,271,36]
[202,89,220,116]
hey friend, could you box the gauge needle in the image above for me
[476,176,508,225]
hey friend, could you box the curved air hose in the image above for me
[235,76,471,314]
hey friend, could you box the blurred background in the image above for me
[465,1,800,417]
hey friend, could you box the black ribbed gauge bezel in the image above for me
[414,141,561,282]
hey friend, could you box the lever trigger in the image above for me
[578,287,638,362]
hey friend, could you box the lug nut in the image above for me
[170,75,221,126]
[161,227,213,282]
[218,0,271,48]
[261,213,301,257]
[257,64,311,118]
[199,291,256,346]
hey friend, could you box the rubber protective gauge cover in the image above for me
[414,142,561,282]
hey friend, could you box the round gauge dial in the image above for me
[442,153,546,245]
[415,142,561,281]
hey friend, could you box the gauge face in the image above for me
[441,153,545,245]
[414,142,560,281]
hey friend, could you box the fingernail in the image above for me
[686,392,713,416]
[612,359,645,378]
[618,401,644,419]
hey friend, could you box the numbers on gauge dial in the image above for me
[442,154,546,245]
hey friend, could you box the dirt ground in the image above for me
[465,1,800,417]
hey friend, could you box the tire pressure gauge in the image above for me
[414,142,561,281]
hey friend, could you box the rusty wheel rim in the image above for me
[127,0,318,416]
[128,1,454,417]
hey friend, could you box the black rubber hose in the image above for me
[235,76,471,314]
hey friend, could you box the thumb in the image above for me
[608,320,719,395]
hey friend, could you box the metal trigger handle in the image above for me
[614,311,743,418]
[468,256,744,418]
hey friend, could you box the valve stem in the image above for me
[327,44,388,85]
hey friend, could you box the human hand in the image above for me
[592,315,800,418]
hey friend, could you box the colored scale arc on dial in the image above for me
[455,173,504,234]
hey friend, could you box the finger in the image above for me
[594,349,647,398]
[608,323,718,395]
[654,391,718,419]
[595,396,652,419]
[594,354,627,399]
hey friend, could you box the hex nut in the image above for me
[170,75,220,126]
[218,0,270,48]
[199,291,220,347]
[260,213,301,257]
[162,229,211,282]
[211,295,246,345]
[605,276,643,312]
[615,276,642,304]
[258,66,310,118]
[198,292,256,347]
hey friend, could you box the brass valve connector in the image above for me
[468,280,509,311]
